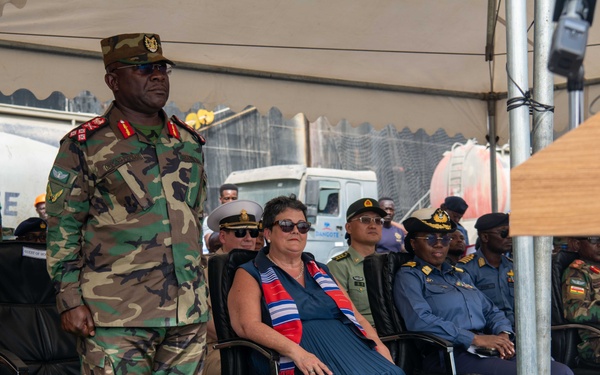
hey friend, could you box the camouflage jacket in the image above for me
[46,102,209,327]
[562,258,600,363]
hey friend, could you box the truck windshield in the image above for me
[236,179,301,207]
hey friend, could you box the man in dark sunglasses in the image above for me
[46,33,211,374]
[204,199,263,375]
[458,213,515,327]
[327,198,387,327]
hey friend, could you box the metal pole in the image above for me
[506,0,537,373]
[568,66,585,130]
[532,0,556,373]
[488,98,498,213]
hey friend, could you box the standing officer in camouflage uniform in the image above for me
[327,198,386,327]
[562,236,600,364]
[458,213,515,327]
[46,33,209,374]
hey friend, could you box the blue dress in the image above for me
[241,251,404,375]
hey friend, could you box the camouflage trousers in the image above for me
[78,322,207,375]
[578,336,600,364]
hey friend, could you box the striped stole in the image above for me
[259,255,367,375]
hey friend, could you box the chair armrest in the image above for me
[0,348,29,374]
[380,332,457,375]
[214,338,281,363]
[551,323,600,336]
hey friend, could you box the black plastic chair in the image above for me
[550,250,600,375]
[0,241,79,375]
[364,252,457,375]
[207,249,280,375]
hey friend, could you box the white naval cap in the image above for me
[207,200,263,232]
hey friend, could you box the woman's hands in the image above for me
[289,346,333,375]
[472,333,515,359]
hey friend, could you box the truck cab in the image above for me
[224,165,378,263]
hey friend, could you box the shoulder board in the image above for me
[453,266,465,273]
[421,265,432,275]
[67,116,108,142]
[332,251,350,261]
[458,254,475,264]
[570,259,585,270]
[402,261,417,268]
[170,115,206,145]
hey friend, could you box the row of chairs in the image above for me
[1,243,599,375]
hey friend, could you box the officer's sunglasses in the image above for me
[485,229,510,239]
[112,63,172,76]
[228,228,260,238]
[274,220,311,234]
[352,216,385,226]
[414,234,452,247]
[583,237,600,245]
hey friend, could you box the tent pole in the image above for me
[506,0,538,373]
[487,98,498,213]
[532,0,556,373]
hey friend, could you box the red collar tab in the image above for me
[168,121,181,140]
[118,120,136,139]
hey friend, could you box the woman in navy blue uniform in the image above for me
[393,208,573,375]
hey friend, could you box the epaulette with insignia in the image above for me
[332,252,350,261]
[421,265,432,275]
[170,115,206,145]
[402,261,417,268]
[453,266,464,273]
[67,117,107,142]
[571,259,585,269]
[458,254,475,264]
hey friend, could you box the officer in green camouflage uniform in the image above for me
[562,236,600,364]
[46,33,209,375]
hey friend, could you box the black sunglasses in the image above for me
[414,234,452,247]
[229,228,259,238]
[485,229,510,239]
[112,63,172,76]
[274,220,311,234]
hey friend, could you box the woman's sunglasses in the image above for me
[414,234,452,247]
[274,220,311,234]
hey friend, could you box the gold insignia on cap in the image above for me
[364,199,373,207]
[239,209,249,222]
[40,223,47,229]
[433,209,448,223]
[144,35,159,53]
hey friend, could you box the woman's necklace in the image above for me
[267,253,305,281]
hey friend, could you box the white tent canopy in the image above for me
[1,0,600,141]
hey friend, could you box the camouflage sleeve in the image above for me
[46,138,91,313]
[562,267,600,323]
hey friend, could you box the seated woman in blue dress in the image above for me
[228,195,404,375]
[393,208,573,375]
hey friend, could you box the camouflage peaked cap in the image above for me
[101,33,174,67]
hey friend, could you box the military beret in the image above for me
[207,200,263,231]
[101,33,174,67]
[443,196,469,214]
[346,198,387,221]
[475,213,509,231]
[14,217,47,237]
